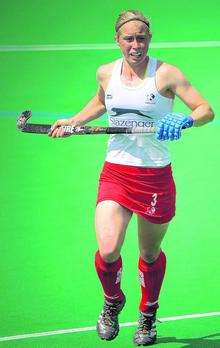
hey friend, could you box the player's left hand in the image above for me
[156,112,194,141]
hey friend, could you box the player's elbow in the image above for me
[208,106,215,122]
[193,103,214,127]
[203,103,215,123]
[96,95,106,113]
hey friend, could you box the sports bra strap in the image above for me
[147,57,157,78]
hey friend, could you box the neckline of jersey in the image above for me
[119,57,151,90]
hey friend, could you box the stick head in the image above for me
[17,110,32,130]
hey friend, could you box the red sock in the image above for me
[95,251,124,303]
[138,251,166,314]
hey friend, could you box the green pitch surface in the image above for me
[1,1,220,347]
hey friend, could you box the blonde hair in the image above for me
[115,10,150,33]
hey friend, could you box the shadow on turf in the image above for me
[158,333,220,347]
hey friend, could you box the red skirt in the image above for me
[97,161,176,224]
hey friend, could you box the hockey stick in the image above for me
[16,110,156,135]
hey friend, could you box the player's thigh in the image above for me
[137,215,169,261]
[95,200,132,259]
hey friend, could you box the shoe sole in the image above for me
[133,336,157,346]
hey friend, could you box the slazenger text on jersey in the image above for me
[109,117,155,128]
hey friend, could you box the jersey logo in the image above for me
[145,93,156,104]
[110,108,153,118]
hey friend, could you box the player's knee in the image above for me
[100,248,120,263]
[140,251,160,264]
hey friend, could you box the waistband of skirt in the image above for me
[103,161,172,175]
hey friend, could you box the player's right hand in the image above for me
[48,118,73,138]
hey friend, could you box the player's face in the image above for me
[116,21,151,66]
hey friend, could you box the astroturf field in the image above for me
[1,1,220,347]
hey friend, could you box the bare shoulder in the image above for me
[96,60,119,91]
[156,60,189,83]
[96,61,116,83]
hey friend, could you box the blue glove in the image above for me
[156,113,194,141]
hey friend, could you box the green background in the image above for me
[1,1,220,347]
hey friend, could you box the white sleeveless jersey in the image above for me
[105,57,174,167]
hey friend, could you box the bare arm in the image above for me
[168,65,214,126]
[49,68,106,137]
[69,85,106,126]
